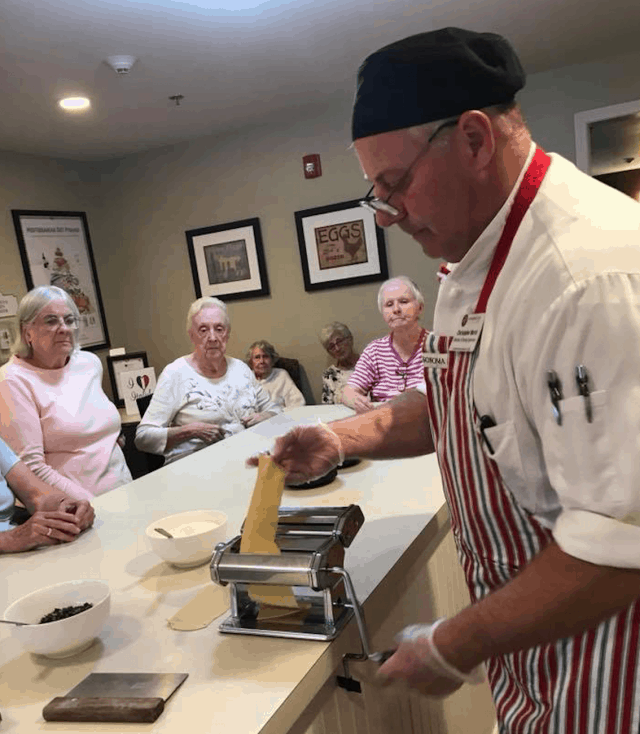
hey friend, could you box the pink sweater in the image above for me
[0,352,131,500]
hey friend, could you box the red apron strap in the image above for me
[475,148,551,315]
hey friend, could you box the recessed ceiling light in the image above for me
[59,97,91,111]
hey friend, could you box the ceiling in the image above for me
[2,0,640,162]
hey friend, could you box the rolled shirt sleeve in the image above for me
[0,437,20,478]
[134,367,177,455]
[0,438,19,530]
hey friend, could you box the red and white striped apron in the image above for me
[424,149,640,733]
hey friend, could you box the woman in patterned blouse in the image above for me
[319,322,360,404]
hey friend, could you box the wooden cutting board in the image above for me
[42,672,188,723]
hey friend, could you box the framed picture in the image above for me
[294,199,388,292]
[120,367,157,415]
[0,319,17,367]
[11,210,110,350]
[185,217,270,302]
[107,351,149,408]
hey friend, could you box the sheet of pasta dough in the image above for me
[168,585,229,631]
[240,454,300,615]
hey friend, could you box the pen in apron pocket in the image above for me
[575,365,593,423]
[547,370,563,426]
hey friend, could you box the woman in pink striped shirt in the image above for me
[342,276,427,413]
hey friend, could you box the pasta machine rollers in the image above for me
[210,505,368,642]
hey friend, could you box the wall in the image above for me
[0,151,102,298]
[520,48,640,162]
[3,47,640,402]
[89,94,439,403]
[0,150,106,367]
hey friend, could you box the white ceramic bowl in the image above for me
[146,509,228,568]
[3,579,110,658]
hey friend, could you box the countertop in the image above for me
[0,405,445,733]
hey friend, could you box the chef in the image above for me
[252,27,640,733]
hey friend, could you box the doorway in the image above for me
[575,100,640,201]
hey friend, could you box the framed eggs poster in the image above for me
[294,199,388,292]
[11,210,110,350]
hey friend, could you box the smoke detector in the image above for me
[105,55,137,75]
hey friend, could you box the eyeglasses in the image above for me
[327,337,348,351]
[359,118,459,218]
[396,368,409,393]
[40,315,79,331]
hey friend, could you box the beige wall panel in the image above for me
[86,101,440,402]
[4,48,640,401]
[87,46,640,401]
[0,151,100,301]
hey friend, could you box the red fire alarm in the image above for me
[303,154,322,179]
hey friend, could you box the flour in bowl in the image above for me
[171,521,220,538]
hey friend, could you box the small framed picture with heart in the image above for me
[120,367,157,416]
[107,351,149,408]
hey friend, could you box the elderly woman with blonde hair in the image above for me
[342,276,427,413]
[319,322,360,404]
[0,286,131,499]
[135,297,281,464]
[246,340,305,408]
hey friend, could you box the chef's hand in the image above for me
[246,424,342,484]
[376,638,464,698]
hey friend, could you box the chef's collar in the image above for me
[445,141,536,286]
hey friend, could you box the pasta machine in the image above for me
[210,505,368,642]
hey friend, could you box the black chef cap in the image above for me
[352,27,526,141]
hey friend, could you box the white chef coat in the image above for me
[435,146,640,569]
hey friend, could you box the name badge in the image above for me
[449,313,485,352]
[423,352,449,370]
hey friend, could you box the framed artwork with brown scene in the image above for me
[294,200,388,292]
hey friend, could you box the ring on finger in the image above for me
[47,527,52,537]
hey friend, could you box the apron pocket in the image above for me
[476,418,528,499]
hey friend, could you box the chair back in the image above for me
[274,357,302,392]
[136,394,154,418]
[129,394,164,477]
